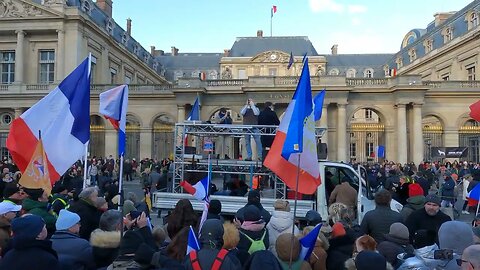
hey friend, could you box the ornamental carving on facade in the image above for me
[0,0,44,18]
[251,50,290,63]
[42,0,65,5]
[221,67,232,79]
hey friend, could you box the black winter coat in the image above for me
[405,208,451,242]
[326,235,354,270]
[51,231,95,270]
[360,206,403,243]
[0,239,61,270]
[257,108,280,148]
[69,199,102,240]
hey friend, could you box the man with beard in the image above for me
[405,194,451,242]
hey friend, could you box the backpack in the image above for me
[189,249,229,270]
[240,229,267,254]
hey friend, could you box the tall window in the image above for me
[39,50,55,84]
[110,68,117,84]
[471,13,479,28]
[365,109,373,119]
[366,142,374,157]
[444,27,453,43]
[268,68,277,76]
[350,143,356,158]
[424,39,433,53]
[0,51,15,84]
[467,65,476,81]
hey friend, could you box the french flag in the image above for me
[180,176,210,201]
[186,96,200,121]
[299,224,322,260]
[6,56,91,183]
[264,58,321,194]
[99,85,129,156]
[186,225,201,255]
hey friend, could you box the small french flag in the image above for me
[180,176,210,201]
[299,223,322,260]
[186,225,201,255]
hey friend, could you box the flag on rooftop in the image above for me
[7,56,91,183]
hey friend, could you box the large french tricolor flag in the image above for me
[99,85,129,156]
[6,56,91,183]
[264,58,321,194]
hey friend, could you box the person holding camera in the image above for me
[240,98,262,161]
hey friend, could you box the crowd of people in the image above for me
[1,155,480,269]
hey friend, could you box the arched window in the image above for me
[106,19,113,34]
[81,0,91,13]
[364,69,373,78]
[329,68,339,76]
[122,33,129,45]
[346,68,356,78]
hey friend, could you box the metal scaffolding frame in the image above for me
[172,122,326,195]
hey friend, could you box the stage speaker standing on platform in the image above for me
[258,101,280,161]
[240,98,262,161]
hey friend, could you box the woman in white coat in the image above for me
[265,200,299,257]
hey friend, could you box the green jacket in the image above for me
[22,198,57,236]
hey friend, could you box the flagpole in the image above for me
[83,143,88,189]
[289,154,301,268]
[118,154,124,211]
[270,11,273,37]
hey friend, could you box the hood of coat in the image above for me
[90,229,121,248]
[268,211,294,232]
[406,196,425,209]
[22,198,48,211]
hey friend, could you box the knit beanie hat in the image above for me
[243,205,262,222]
[276,233,300,262]
[208,199,222,215]
[305,210,322,226]
[438,221,474,254]
[385,222,409,244]
[424,194,441,206]
[331,222,346,238]
[408,183,424,197]
[123,200,137,216]
[56,209,81,231]
[200,219,224,248]
[23,188,44,201]
[273,200,290,212]
[11,214,45,240]
[3,183,20,198]
[355,250,387,270]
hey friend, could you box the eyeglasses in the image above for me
[456,258,473,267]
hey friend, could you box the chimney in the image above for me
[434,12,456,27]
[126,18,132,35]
[331,44,338,55]
[223,49,230,57]
[171,46,179,56]
[96,0,113,17]
[150,46,156,55]
[257,30,263,37]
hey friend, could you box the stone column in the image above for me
[319,105,328,144]
[101,45,109,84]
[396,104,408,164]
[139,128,152,159]
[177,105,185,123]
[56,29,65,81]
[14,30,25,84]
[337,103,347,162]
[13,108,23,118]
[412,104,424,164]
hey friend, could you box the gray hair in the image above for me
[127,192,138,204]
[78,187,98,201]
[99,210,122,231]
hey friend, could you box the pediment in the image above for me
[0,0,64,19]
[251,50,291,63]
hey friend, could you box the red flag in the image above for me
[271,5,277,17]
[469,100,480,122]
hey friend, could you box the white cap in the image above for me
[0,201,22,215]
